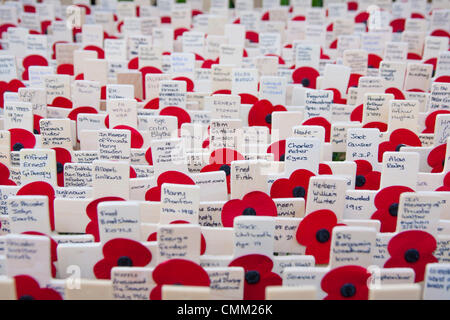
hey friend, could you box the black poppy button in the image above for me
[315,228,330,243]
[395,144,406,152]
[13,142,24,151]
[245,270,260,284]
[404,249,420,263]
[56,162,64,174]
[18,295,34,300]
[355,175,366,187]
[117,256,133,267]
[292,186,306,198]
[33,129,39,134]
[242,207,256,216]
[301,78,310,87]
[340,283,356,298]
[388,203,399,217]
[219,164,231,176]
[265,114,272,125]
[279,154,285,162]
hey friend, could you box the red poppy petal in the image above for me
[377,140,396,162]
[385,87,405,100]
[157,171,195,186]
[374,185,414,211]
[229,254,274,274]
[67,106,98,122]
[423,110,450,134]
[367,54,382,69]
[144,98,159,109]
[389,129,422,148]
[239,93,259,105]
[355,160,372,176]
[244,272,282,300]
[14,275,62,300]
[9,128,36,150]
[360,171,381,190]
[152,258,210,287]
[270,178,294,198]
[145,147,153,165]
[248,99,274,127]
[319,163,333,175]
[172,76,194,92]
[427,144,446,171]
[387,230,437,258]
[350,104,363,122]
[85,197,125,241]
[221,199,247,227]
[348,73,363,90]
[159,107,191,129]
[267,140,286,162]
[363,121,388,133]
[303,117,331,142]
[390,18,405,33]
[145,186,161,201]
[209,148,244,164]
[112,125,144,148]
[93,258,116,280]
[7,79,25,92]
[305,240,333,265]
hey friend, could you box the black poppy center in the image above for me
[301,78,310,87]
[57,162,64,174]
[292,186,306,198]
[18,295,35,300]
[265,114,272,124]
[315,228,330,243]
[340,283,356,298]
[279,154,285,162]
[245,270,260,284]
[219,164,231,176]
[388,203,399,217]
[395,144,406,152]
[243,207,256,216]
[368,65,375,69]
[33,129,39,134]
[442,160,445,168]
[117,256,133,267]
[404,249,420,263]
[13,142,24,151]
[355,175,366,187]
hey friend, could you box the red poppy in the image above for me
[22,55,48,80]
[355,11,369,24]
[348,1,358,10]
[390,18,406,33]
[228,254,282,300]
[52,147,72,187]
[371,185,415,233]
[159,106,191,129]
[93,238,152,280]
[430,29,450,38]
[200,148,244,194]
[128,57,138,69]
[292,67,320,89]
[350,104,363,122]
[50,96,73,108]
[84,45,105,59]
[296,209,344,264]
[85,197,125,242]
[363,121,388,132]
[436,172,450,191]
[321,265,370,300]
[14,275,62,300]
[248,99,286,131]
[150,259,210,300]
[22,231,58,277]
[145,171,195,201]
[270,169,315,201]
[112,125,144,148]
[368,54,382,69]
[147,220,206,255]
[265,54,285,65]
[423,110,450,133]
[354,160,381,190]
[378,129,422,162]
[303,117,332,143]
[17,181,55,231]
[385,87,405,100]
[325,88,346,104]
[427,144,446,173]
[246,31,259,43]
[212,89,231,95]
[174,27,189,40]
[407,53,422,60]
[384,230,438,282]
[435,76,450,83]
[424,57,437,73]
[267,140,286,161]
[221,191,277,227]
[0,162,16,185]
